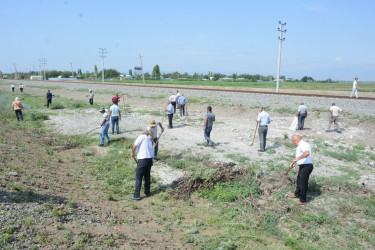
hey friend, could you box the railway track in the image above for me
[7,79,375,101]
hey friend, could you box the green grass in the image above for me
[323,150,358,162]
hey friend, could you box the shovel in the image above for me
[86,127,100,135]
[133,156,138,164]
[285,163,294,175]
[250,122,259,146]
[154,131,164,148]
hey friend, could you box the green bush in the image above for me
[50,102,65,109]
[30,112,49,121]
[70,101,85,108]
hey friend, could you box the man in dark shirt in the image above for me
[203,106,215,146]
[46,90,53,108]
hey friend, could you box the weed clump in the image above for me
[50,103,65,109]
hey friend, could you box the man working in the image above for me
[203,106,215,146]
[146,119,164,160]
[19,84,24,93]
[109,101,121,135]
[177,94,187,117]
[169,92,177,114]
[297,102,307,130]
[11,84,15,92]
[87,89,94,105]
[12,97,24,121]
[256,106,271,152]
[130,130,154,200]
[112,93,124,105]
[349,77,360,98]
[98,107,110,146]
[46,90,53,108]
[165,100,174,128]
[326,103,343,133]
[288,135,313,205]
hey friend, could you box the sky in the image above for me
[1,0,374,81]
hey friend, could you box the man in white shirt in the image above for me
[297,102,307,130]
[349,77,360,98]
[256,106,271,152]
[146,119,164,160]
[19,84,24,93]
[109,101,121,135]
[98,107,110,146]
[327,103,343,133]
[288,135,313,205]
[169,92,177,114]
[11,84,15,92]
[87,89,94,105]
[130,130,154,200]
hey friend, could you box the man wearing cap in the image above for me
[327,103,343,133]
[177,94,187,117]
[297,102,308,130]
[169,92,177,114]
[12,97,24,121]
[109,100,121,135]
[112,93,123,105]
[87,90,94,105]
[130,130,154,200]
[165,100,174,128]
[147,119,164,160]
[98,107,110,146]
[288,135,313,205]
[350,77,360,98]
[256,106,272,152]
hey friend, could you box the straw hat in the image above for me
[148,119,157,127]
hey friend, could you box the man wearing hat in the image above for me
[147,119,164,160]
[87,89,94,105]
[130,130,154,200]
[98,107,110,146]
[297,102,308,130]
[12,97,24,121]
[256,106,272,152]
[327,103,343,133]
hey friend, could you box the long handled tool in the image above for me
[250,122,259,146]
[153,131,164,148]
[133,156,138,164]
[285,163,295,175]
[86,127,99,135]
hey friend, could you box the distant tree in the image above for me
[301,76,315,82]
[144,72,150,79]
[232,73,237,80]
[171,71,180,79]
[280,75,286,80]
[94,65,98,79]
[129,69,133,76]
[152,64,161,79]
[77,69,82,76]
[98,68,120,79]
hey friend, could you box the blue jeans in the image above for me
[111,116,119,134]
[204,126,213,145]
[100,123,110,145]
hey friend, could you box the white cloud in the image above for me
[335,57,342,62]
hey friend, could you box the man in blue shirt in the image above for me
[165,100,174,128]
[256,106,271,152]
[177,94,187,117]
[46,90,53,108]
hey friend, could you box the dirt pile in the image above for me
[173,162,240,200]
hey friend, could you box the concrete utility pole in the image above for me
[276,21,286,93]
[70,62,74,77]
[99,48,107,83]
[13,63,17,80]
[40,58,47,80]
[139,54,145,84]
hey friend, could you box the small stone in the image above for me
[369,161,374,168]
[7,172,19,176]
[83,185,90,189]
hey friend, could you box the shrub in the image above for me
[30,112,49,121]
[50,103,65,109]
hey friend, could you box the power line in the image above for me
[99,48,107,83]
[139,54,145,84]
[40,58,47,80]
[276,21,286,93]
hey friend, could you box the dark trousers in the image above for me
[20,88,23,93]
[295,164,313,203]
[15,110,23,121]
[46,99,52,108]
[168,114,173,128]
[171,101,176,113]
[89,98,93,105]
[12,88,15,92]
[134,158,153,197]
[258,126,268,151]
[298,113,306,130]
[179,104,185,116]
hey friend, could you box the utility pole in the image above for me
[40,58,47,80]
[276,21,286,93]
[38,59,42,77]
[70,62,74,77]
[99,48,107,83]
[139,54,145,84]
[13,63,18,80]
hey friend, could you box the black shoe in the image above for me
[145,193,151,197]
[129,196,141,200]
[99,144,104,147]
[108,141,111,144]
[258,149,265,152]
